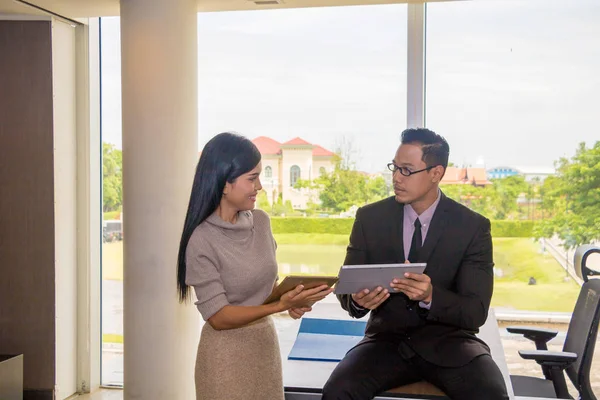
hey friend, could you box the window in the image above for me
[97,5,409,386]
[319,167,326,176]
[426,0,599,315]
[196,3,407,280]
[290,165,301,187]
[100,16,124,387]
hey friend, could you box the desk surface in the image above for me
[276,300,515,399]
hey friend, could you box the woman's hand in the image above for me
[278,284,333,310]
[288,306,312,319]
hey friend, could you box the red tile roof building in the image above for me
[440,167,491,186]
[251,136,335,209]
[252,136,283,155]
[252,136,336,157]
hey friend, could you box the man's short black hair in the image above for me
[400,128,450,169]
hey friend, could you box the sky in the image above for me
[100,0,600,173]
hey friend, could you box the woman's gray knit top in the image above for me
[185,209,278,321]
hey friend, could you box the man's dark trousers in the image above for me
[321,339,508,400]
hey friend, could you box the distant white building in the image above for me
[253,136,336,209]
[515,166,556,183]
[487,166,555,182]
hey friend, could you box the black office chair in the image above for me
[508,244,600,400]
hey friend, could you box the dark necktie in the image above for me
[407,218,422,262]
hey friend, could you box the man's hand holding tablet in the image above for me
[351,286,390,310]
[390,271,433,304]
[335,263,427,310]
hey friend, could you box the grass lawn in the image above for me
[102,235,580,312]
[103,333,123,344]
[275,233,350,246]
[492,238,579,312]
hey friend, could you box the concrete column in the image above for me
[120,0,199,398]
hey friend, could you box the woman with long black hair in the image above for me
[177,132,332,399]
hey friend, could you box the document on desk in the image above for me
[288,318,367,362]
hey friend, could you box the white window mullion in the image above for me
[76,17,102,394]
[407,2,426,128]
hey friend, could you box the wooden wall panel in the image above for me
[0,20,56,393]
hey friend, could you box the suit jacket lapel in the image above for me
[419,193,450,264]
[392,201,405,263]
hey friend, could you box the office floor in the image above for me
[72,336,600,399]
[71,388,122,399]
[77,299,600,399]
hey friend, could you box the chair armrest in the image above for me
[518,350,577,368]
[518,350,577,399]
[506,326,558,350]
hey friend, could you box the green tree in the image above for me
[294,142,393,213]
[309,170,390,213]
[295,158,360,212]
[103,142,122,212]
[491,175,529,219]
[534,142,600,248]
[365,176,391,203]
[442,184,497,218]
[256,190,271,212]
[537,175,562,220]
[270,193,295,216]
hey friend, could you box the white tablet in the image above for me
[333,263,427,295]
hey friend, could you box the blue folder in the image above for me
[287,318,367,362]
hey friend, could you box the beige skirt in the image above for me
[195,316,284,400]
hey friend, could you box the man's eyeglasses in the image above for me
[387,162,436,177]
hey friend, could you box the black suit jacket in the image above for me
[338,193,494,367]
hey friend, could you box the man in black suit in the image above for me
[321,128,509,400]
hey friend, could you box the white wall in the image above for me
[278,149,335,209]
[313,158,334,177]
[281,147,313,208]
[261,155,281,204]
[52,18,78,400]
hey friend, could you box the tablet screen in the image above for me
[334,263,426,295]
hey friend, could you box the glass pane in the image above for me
[100,5,408,387]
[197,5,407,275]
[100,16,124,387]
[427,1,600,392]
[198,5,407,274]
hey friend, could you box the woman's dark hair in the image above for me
[177,132,261,302]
